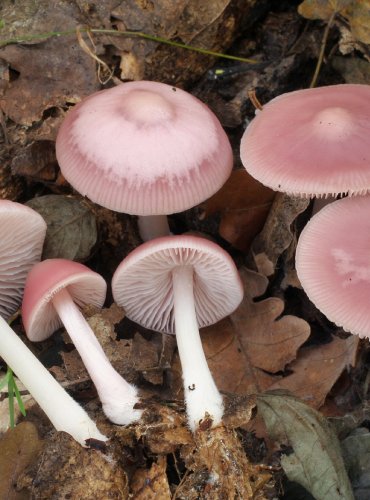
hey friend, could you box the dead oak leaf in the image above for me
[270,334,359,408]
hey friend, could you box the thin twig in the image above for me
[310,12,336,88]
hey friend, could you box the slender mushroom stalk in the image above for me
[0,316,107,445]
[172,265,224,428]
[51,287,141,424]
[112,235,243,431]
[137,215,171,241]
[22,259,142,426]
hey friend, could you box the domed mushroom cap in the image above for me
[296,195,370,338]
[112,235,243,334]
[22,259,107,341]
[56,81,233,215]
[240,84,370,197]
[0,200,46,320]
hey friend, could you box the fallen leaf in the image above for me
[26,195,97,262]
[250,193,310,277]
[341,427,370,499]
[298,0,352,21]
[257,392,354,500]
[11,141,59,183]
[0,422,43,500]
[200,170,275,252]
[0,0,98,125]
[270,334,359,408]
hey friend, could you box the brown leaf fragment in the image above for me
[0,422,43,500]
[250,193,310,276]
[131,456,171,500]
[232,268,311,374]
[298,0,352,21]
[270,334,359,408]
[11,141,59,182]
[200,170,275,252]
[177,425,272,499]
[17,431,128,499]
[26,195,97,261]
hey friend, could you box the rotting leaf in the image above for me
[0,422,43,500]
[11,140,59,183]
[200,170,275,252]
[26,195,97,262]
[257,392,354,500]
[298,0,352,21]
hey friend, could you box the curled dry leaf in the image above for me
[250,193,310,277]
[26,195,97,262]
[257,392,354,500]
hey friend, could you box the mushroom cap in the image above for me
[0,200,46,320]
[240,84,370,197]
[22,259,107,341]
[296,195,370,338]
[112,235,243,334]
[56,81,233,215]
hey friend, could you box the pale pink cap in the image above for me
[296,195,370,338]
[241,84,370,197]
[0,200,46,320]
[22,259,107,341]
[56,81,233,215]
[112,235,243,334]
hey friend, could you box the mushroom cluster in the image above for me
[240,83,370,339]
[0,200,106,446]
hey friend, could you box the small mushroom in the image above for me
[56,80,233,241]
[240,84,370,198]
[112,235,243,431]
[0,201,105,445]
[296,195,370,338]
[22,258,142,425]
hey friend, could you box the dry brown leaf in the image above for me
[200,170,275,252]
[251,193,310,276]
[131,456,171,500]
[0,0,98,125]
[0,422,43,500]
[270,334,359,408]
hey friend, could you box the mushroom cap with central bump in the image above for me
[22,259,107,341]
[240,84,370,197]
[296,195,370,338]
[112,235,244,334]
[0,200,46,321]
[56,81,233,215]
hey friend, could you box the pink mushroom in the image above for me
[22,259,142,425]
[0,201,105,445]
[112,235,243,431]
[56,80,233,241]
[296,195,370,338]
[240,84,370,198]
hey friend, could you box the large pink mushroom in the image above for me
[240,84,370,198]
[22,259,142,425]
[112,235,243,431]
[56,80,233,240]
[0,201,106,445]
[296,195,370,338]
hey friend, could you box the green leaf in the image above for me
[257,391,354,500]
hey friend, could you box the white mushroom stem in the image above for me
[52,288,142,425]
[172,265,224,431]
[0,315,106,446]
[138,215,170,241]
